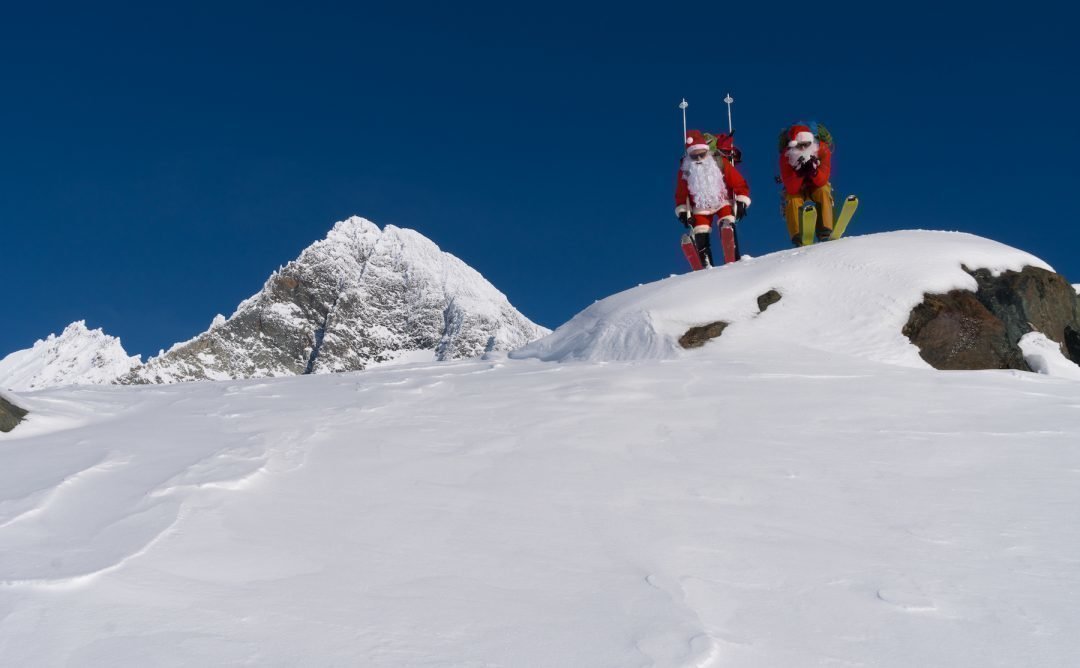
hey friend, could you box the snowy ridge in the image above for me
[514,230,1052,367]
[124,217,548,383]
[0,321,140,391]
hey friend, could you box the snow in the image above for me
[0,321,141,392]
[1019,332,1080,380]
[1,231,1078,665]
[514,230,1051,366]
[2,346,1079,666]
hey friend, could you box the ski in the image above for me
[828,195,859,240]
[680,233,704,271]
[720,223,740,263]
[799,201,817,247]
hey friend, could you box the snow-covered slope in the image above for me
[2,232,1079,666]
[120,216,547,383]
[0,321,140,391]
[3,347,1080,666]
[514,230,1052,367]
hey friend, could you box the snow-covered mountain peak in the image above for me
[126,216,547,383]
[0,320,141,391]
[514,230,1054,367]
[313,215,383,256]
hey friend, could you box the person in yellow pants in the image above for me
[779,124,833,245]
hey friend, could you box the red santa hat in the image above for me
[684,130,710,155]
[787,125,816,148]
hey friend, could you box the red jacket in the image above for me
[674,156,751,215]
[780,143,831,195]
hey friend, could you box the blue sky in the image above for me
[1,2,1074,358]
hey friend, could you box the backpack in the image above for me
[703,131,743,164]
[777,121,834,153]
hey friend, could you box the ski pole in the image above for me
[722,93,742,261]
[678,98,702,265]
[679,98,688,142]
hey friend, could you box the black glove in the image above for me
[677,209,692,228]
[734,200,748,221]
[795,155,819,176]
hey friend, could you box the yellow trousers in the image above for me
[784,184,834,241]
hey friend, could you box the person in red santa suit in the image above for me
[675,129,751,267]
[779,124,833,244]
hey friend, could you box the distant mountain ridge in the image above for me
[0,217,548,389]
[0,321,140,391]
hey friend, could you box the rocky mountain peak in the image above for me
[123,218,547,384]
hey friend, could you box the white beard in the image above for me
[681,155,728,212]
[785,140,820,168]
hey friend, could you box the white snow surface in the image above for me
[2,340,1080,666]
[0,321,140,392]
[2,229,1080,666]
[513,230,1052,367]
[1019,332,1080,380]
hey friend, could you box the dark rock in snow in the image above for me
[903,291,1028,370]
[757,290,782,313]
[904,265,1080,371]
[0,392,27,433]
[967,266,1080,363]
[679,322,729,349]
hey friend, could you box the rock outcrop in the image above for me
[904,266,1080,371]
[0,392,27,433]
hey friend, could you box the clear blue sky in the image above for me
[2,2,1074,358]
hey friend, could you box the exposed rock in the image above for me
[903,291,1028,370]
[967,266,1080,363]
[904,265,1080,371]
[0,393,27,433]
[679,321,728,349]
[757,290,782,313]
[122,217,547,383]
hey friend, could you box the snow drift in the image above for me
[513,231,1054,369]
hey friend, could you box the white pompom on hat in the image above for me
[786,125,816,148]
[685,129,710,155]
